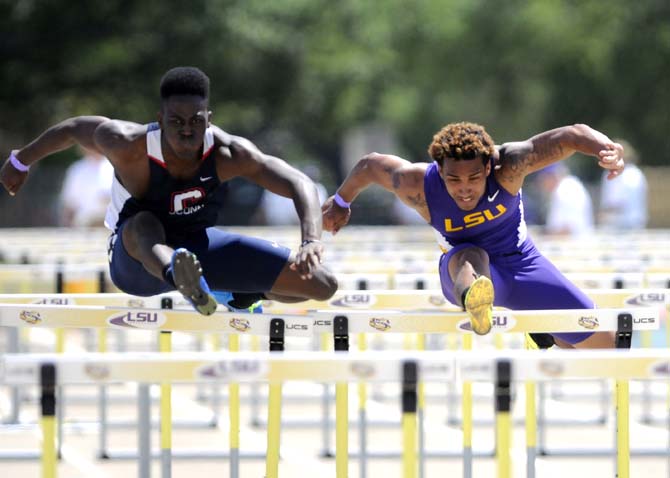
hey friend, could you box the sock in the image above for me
[460,287,469,310]
[162,264,175,287]
[228,292,265,309]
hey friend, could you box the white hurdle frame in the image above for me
[3,349,670,478]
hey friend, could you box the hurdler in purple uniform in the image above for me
[1,67,338,315]
[323,122,625,348]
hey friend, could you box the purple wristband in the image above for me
[9,151,30,172]
[334,192,351,209]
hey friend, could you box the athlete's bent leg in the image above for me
[121,211,173,279]
[447,245,494,335]
[268,256,338,301]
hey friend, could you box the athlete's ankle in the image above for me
[162,264,175,287]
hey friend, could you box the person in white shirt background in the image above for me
[536,162,594,237]
[59,146,114,227]
[255,163,328,225]
[598,139,648,230]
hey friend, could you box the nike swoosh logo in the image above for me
[200,176,213,182]
[487,190,500,202]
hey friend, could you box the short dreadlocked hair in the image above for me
[160,67,210,100]
[428,122,495,167]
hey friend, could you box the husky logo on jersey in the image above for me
[444,204,507,232]
[170,188,206,215]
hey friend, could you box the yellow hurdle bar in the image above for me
[228,334,241,478]
[401,361,418,478]
[39,363,57,478]
[159,331,172,477]
[616,380,630,478]
[266,383,283,478]
[41,416,57,478]
[462,334,473,477]
[335,382,348,478]
[495,360,512,478]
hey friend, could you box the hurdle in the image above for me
[1,288,667,464]
[2,348,670,478]
[0,301,660,478]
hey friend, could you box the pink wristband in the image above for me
[9,151,30,172]
[334,192,351,208]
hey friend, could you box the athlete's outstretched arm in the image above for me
[1,116,109,196]
[322,153,428,234]
[215,131,324,276]
[496,124,625,195]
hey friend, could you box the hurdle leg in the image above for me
[229,334,241,478]
[320,332,333,457]
[357,333,368,478]
[462,334,473,478]
[334,316,349,478]
[55,328,65,459]
[266,319,285,478]
[159,331,172,478]
[138,384,152,478]
[97,329,109,458]
[41,363,57,478]
[495,360,512,478]
[5,327,21,424]
[402,361,418,478]
[417,334,426,478]
[615,380,630,478]
[525,381,536,478]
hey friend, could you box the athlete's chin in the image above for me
[456,200,478,211]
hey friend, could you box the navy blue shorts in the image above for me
[108,223,291,297]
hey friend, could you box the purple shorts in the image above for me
[439,242,595,345]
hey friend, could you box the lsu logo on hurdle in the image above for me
[229,318,251,332]
[107,311,167,329]
[457,312,515,332]
[369,318,391,331]
[578,316,599,330]
[625,292,667,306]
[331,294,377,308]
[19,310,42,325]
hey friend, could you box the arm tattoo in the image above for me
[405,193,427,208]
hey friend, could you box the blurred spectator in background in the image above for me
[536,162,594,236]
[254,164,327,225]
[59,146,114,227]
[599,139,648,230]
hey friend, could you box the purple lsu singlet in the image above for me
[423,161,595,345]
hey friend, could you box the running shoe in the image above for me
[525,333,555,350]
[464,275,494,335]
[171,248,217,316]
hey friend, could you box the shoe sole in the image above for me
[464,276,494,335]
[172,250,217,316]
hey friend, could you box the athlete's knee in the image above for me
[312,267,338,300]
[452,246,489,268]
[123,212,165,245]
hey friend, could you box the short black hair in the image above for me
[160,67,210,100]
